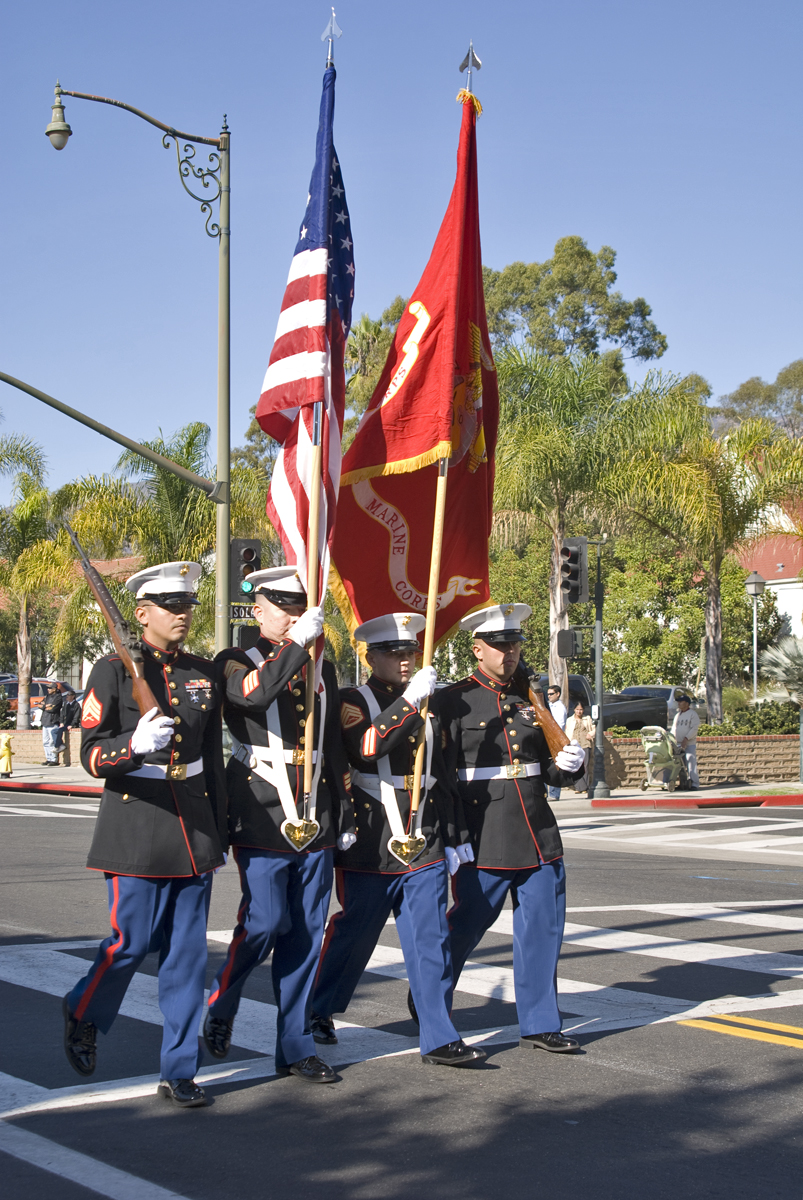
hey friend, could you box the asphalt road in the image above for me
[2,794,803,1199]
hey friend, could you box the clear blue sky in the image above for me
[1,0,801,501]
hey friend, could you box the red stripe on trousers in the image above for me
[74,875,124,1020]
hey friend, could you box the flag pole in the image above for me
[409,457,448,813]
[303,400,323,811]
[302,9,342,812]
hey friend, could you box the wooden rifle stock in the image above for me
[510,662,570,760]
[64,523,163,718]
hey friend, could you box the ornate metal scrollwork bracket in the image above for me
[163,132,222,239]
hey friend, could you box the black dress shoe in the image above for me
[421,1040,487,1067]
[62,995,97,1077]
[158,1078,208,1107]
[281,1055,337,1083]
[310,1011,338,1045]
[406,988,420,1026]
[520,1032,580,1053]
[203,1011,234,1060]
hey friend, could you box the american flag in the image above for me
[256,65,354,600]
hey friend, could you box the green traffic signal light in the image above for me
[241,579,255,594]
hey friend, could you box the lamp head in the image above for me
[45,82,72,151]
[744,571,766,598]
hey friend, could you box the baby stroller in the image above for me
[639,726,684,791]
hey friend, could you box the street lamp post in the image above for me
[45,82,231,653]
[744,571,766,703]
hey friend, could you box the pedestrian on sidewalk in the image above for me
[565,702,595,793]
[546,684,567,801]
[41,683,62,765]
[55,688,81,759]
[672,695,700,789]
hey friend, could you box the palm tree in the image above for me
[760,638,803,705]
[611,413,803,722]
[16,422,278,663]
[492,350,701,694]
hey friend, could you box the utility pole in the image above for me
[591,537,609,799]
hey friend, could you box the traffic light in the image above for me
[230,539,262,602]
[560,536,589,604]
[557,629,582,658]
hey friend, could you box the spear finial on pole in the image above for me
[459,40,482,93]
[321,8,342,67]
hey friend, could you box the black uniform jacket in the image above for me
[434,668,581,869]
[81,641,227,878]
[336,675,466,875]
[217,635,355,855]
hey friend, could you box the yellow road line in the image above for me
[704,1013,803,1036]
[680,1019,803,1049]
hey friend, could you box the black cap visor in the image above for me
[474,629,525,645]
[139,593,200,608]
[255,587,307,609]
[366,639,421,654]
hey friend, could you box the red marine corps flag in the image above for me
[331,82,498,647]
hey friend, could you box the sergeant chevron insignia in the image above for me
[340,701,363,730]
[81,689,103,729]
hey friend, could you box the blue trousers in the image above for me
[67,872,213,1080]
[448,861,566,1035]
[208,847,333,1069]
[312,862,458,1055]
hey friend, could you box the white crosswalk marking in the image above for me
[559,811,803,856]
[0,805,97,819]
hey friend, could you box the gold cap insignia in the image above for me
[401,614,412,627]
[179,564,190,576]
[503,604,514,616]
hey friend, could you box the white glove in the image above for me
[555,739,585,773]
[288,605,324,646]
[131,707,175,755]
[455,843,475,865]
[445,846,461,876]
[402,666,437,709]
[337,832,357,851]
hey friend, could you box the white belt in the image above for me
[351,768,436,798]
[130,758,204,781]
[233,741,318,770]
[458,763,541,781]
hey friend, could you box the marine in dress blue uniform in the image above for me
[202,567,356,1084]
[310,614,486,1068]
[434,604,586,1055]
[63,561,227,1108]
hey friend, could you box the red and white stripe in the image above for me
[256,248,346,601]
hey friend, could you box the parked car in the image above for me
[619,684,707,724]
[536,674,668,731]
[1,678,75,723]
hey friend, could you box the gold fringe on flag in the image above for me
[456,89,482,117]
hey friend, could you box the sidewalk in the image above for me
[554,779,803,814]
[0,763,101,796]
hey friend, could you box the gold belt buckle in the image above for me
[166,764,187,781]
[292,749,305,765]
[403,774,415,790]
[505,763,524,779]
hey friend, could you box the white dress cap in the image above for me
[247,566,307,606]
[126,561,202,602]
[460,603,532,642]
[354,612,426,650]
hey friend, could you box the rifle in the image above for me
[510,658,570,761]
[64,522,163,718]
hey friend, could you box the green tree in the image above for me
[715,359,803,437]
[19,423,278,661]
[492,351,700,696]
[483,236,668,364]
[612,410,803,722]
[342,297,406,446]
[232,404,278,481]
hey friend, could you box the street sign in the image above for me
[230,603,255,621]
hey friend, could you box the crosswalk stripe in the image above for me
[565,903,803,932]
[0,805,96,819]
[561,921,803,975]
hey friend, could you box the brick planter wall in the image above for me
[7,729,81,767]
[599,735,799,788]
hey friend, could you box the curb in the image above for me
[0,779,102,798]
[591,794,803,810]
